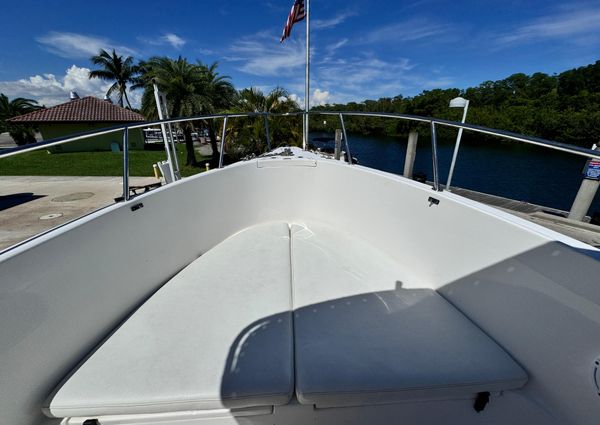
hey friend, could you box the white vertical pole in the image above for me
[219,117,228,168]
[159,92,180,179]
[153,83,176,183]
[446,100,469,191]
[304,0,310,150]
[122,127,129,201]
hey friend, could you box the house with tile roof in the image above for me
[8,94,145,152]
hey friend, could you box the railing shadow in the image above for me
[0,193,46,211]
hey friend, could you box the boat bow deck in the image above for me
[44,221,527,422]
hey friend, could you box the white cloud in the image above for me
[226,22,454,103]
[262,1,286,12]
[360,19,451,44]
[313,53,453,102]
[241,48,453,105]
[0,65,140,107]
[162,33,186,49]
[318,56,413,92]
[226,32,306,76]
[126,90,143,109]
[288,93,301,105]
[311,88,331,106]
[36,32,136,59]
[496,6,600,45]
[288,88,331,107]
[313,12,355,29]
[197,47,215,56]
[321,38,349,63]
[138,33,187,49]
[329,38,348,51]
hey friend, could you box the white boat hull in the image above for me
[1,153,599,425]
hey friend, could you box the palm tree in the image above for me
[138,56,207,166]
[89,49,137,108]
[138,57,235,165]
[0,93,42,145]
[225,87,301,159]
[197,62,236,159]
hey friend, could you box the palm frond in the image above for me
[88,70,115,81]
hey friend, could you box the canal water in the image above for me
[311,132,600,215]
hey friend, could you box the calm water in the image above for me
[311,132,600,215]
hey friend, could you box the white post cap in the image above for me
[449,97,468,108]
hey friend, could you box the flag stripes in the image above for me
[280,0,305,42]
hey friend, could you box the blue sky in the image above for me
[1,0,599,107]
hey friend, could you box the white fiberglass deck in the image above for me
[2,154,599,425]
[44,221,526,421]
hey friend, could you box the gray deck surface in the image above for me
[445,185,600,247]
[448,186,568,215]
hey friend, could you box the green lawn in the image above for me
[0,145,209,177]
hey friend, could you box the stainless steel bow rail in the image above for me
[2,111,599,200]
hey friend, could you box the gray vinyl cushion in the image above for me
[291,223,528,407]
[44,222,294,418]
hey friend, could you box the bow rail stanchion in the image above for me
[338,113,352,164]
[219,116,228,168]
[122,127,130,201]
[446,97,470,191]
[430,121,440,192]
[264,114,272,151]
[160,95,181,180]
[153,83,177,182]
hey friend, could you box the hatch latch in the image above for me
[474,391,490,412]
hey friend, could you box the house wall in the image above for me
[41,123,144,153]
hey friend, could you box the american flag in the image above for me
[280,0,306,42]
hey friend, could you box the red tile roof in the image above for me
[8,96,145,123]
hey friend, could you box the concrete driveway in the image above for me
[0,175,160,251]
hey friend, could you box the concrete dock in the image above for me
[0,176,159,251]
[447,185,600,247]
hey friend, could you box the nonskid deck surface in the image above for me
[44,221,527,423]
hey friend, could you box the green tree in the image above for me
[195,61,236,160]
[89,49,138,108]
[137,57,235,165]
[311,59,600,147]
[225,87,301,160]
[0,94,42,145]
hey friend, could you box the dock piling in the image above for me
[568,145,600,221]
[334,129,342,160]
[403,131,418,179]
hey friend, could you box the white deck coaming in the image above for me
[0,154,600,261]
[0,153,595,262]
